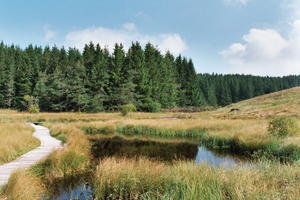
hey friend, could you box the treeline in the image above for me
[0,42,202,112]
[0,41,300,112]
[198,74,300,106]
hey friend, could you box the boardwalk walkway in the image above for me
[0,123,62,186]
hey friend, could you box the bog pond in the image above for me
[46,134,248,200]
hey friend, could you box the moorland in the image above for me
[1,87,300,199]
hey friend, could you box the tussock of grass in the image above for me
[94,157,170,199]
[1,170,45,200]
[0,122,39,164]
[94,157,300,200]
[31,125,91,184]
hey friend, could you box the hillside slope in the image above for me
[213,87,300,119]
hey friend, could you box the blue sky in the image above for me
[0,0,299,76]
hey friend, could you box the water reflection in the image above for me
[42,176,94,200]
[47,135,247,198]
[195,146,244,168]
[91,136,198,162]
[53,183,93,200]
[91,135,246,168]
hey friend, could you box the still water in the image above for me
[91,136,245,168]
[47,135,246,199]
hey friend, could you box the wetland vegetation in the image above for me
[1,87,300,199]
[0,120,39,165]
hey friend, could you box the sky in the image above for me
[0,0,299,76]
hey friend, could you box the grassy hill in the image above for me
[212,87,300,119]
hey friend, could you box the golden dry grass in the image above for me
[94,157,300,200]
[2,87,300,199]
[213,87,300,119]
[0,122,39,165]
[1,169,45,200]
[1,122,92,199]
[31,123,91,184]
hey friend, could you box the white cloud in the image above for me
[65,23,187,55]
[122,23,136,31]
[220,20,300,76]
[43,25,56,42]
[157,34,187,55]
[224,0,250,5]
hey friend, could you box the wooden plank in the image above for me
[0,123,62,187]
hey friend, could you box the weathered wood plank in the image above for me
[0,123,62,186]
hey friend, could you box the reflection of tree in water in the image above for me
[204,147,247,163]
[91,136,198,162]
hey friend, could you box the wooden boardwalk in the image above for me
[0,123,62,187]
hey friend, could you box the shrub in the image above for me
[28,104,40,113]
[121,104,137,116]
[268,117,298,137]
[141,101,161,113]
[22,95,40,113]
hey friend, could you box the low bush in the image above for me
[268,116,298,137]
[28,104,40,113]
[140,101,161,113]
[22,95,40,113]
[121,104,137,116]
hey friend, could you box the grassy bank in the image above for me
[0,122,39,165]
[115,125,300,162]
[1,123,91,200]
[0,170,45,200]
[94,157,300,200]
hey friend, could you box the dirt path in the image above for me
[0,123,62,186]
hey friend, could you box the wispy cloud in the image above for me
[43,25,56,42]
[65,23,187,55]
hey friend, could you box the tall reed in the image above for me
[94,157,300,200]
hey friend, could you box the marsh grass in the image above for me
[2,86,300,199]
[116,125,300,162]
[1,124,94,199]
[0,122,39,164]
[31,125,91,185]
[82,126,115,135]
[1,169,45,200]
[94,157,300,200]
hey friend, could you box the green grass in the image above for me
[93,157,300,200]
[116,125,300,162]
[82,126,115,135]
[117,125,205,138]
